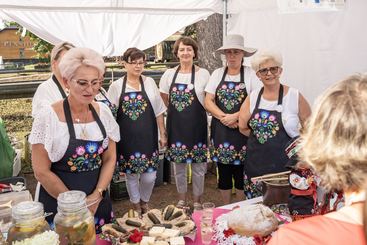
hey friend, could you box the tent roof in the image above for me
[0,0,222,56]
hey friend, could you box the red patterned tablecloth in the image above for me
[97,236,112,245]
[185,208,230,245]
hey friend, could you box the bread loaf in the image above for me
[226,204,278,237]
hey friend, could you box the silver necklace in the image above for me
[74,109,90,140]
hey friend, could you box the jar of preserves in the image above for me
[54,190,95,245]
[7,201,50,243]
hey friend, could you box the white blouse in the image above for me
[107,76,167,117]
[249,86,300,138]
[32,76,64,118]
[205,66,262,95]
[29,102,120,162]
[159,67,210,106]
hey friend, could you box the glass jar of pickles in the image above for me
[54,190,96,245]
[7,201,50,243]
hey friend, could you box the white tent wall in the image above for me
[0,0,222,56]
[227,0,367,104]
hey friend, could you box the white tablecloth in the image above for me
[219,196,263,210]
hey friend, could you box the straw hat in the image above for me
[217,34,257,57]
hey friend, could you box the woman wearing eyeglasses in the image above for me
[29,47,120,231]
[239,50,311,198]
[204,34,262,204]
[108,48,167,215]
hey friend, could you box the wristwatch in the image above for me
[97,188,106,198]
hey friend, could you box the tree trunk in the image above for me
[196,13,223,73]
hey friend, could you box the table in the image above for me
[97,197,265,245]
[185,197,264,245]
[97,236,111,245]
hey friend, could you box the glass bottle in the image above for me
[7,201,50,243]
[54,190,96,245]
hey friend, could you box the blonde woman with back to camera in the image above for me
[30,47,120,232]
[268,74,367,245]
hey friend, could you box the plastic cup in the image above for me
[202,202,215,221]
[201,220,213,245]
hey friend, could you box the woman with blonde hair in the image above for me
[239,50,311,198]
[30,47,120,231]
[268,74,367,245]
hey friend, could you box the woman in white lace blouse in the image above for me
[29,47,120,232]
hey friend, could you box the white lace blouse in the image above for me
[29,102,120,162]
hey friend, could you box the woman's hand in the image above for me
[32,144,69,199]
[156,114,167,149]
[159,132,168,148]
[220,113,239,127]
[86,190,102,215]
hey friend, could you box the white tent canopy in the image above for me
[0,0,222,56]
[227,0,367,104]
[1,0,366,103]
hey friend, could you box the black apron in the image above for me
[95,88,118,118]
[210,66,248,165]
[166,65,208,164]
[116,76,159,174]
[39,99,112,232]
[52,74,67,99]
[245,84,291,178]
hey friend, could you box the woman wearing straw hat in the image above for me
[204,34,262,204]
[239,50,311,198]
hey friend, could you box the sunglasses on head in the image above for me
[257,66,280,76]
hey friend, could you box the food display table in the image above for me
[186,197,263,245]
[96,197,265,245]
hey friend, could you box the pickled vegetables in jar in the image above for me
[54,190,95,245]
[7,201,50,243]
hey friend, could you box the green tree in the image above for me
[184,24,197,40]
[4,21,52,62]
[26,32,53,62]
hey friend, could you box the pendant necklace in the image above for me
[74,108,90,140]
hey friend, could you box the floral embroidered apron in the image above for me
[210,66,247,165]
[166,65,208,164]
[39,98,113,232]
[95,88,118,118]
[116,76,159,174]
[245,84,291,177]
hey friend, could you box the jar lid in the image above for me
[57,190,87,212]
[12,201,44,220]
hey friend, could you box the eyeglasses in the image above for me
[257,66,280,76]
[71,79,102,90]
[126,61,146,66]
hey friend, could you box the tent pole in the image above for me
[223,0,228,40]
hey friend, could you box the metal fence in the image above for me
[0,62,179,99]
